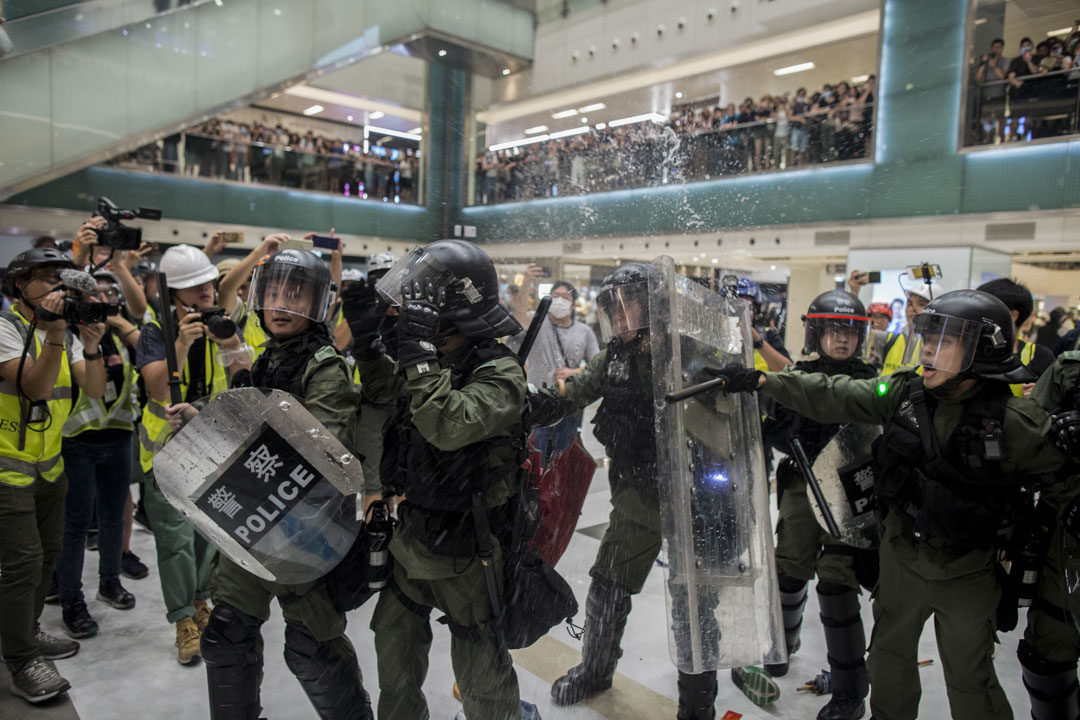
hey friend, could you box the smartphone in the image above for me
[537,266,553,278]
[310,234,338,251]
[907,264,942,281]
[866,271,881,284]
[220,232,244,244]
[281,237,314,252]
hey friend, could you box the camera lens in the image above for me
[206,315,237,339]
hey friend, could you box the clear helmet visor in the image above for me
[597,281,650,342]
[804,315,871,362]
[249,264,333,326]
[901,313,981,373]
[373,249,460,307]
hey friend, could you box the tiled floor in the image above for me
[1,409,1038,719]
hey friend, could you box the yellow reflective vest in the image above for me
[753,349,769,373]
[138,317,229,472]
[879,332,907,377]
[63,334,138,437]
[1010,341,1038,398]
[242,310,268,360]
[0,308,75,487]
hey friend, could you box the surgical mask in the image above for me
[549,297,573,319]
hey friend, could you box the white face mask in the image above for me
[549,296,573,319]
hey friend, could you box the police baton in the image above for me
[788,437,843,539]
[516,295,552,363]
[665,376,727,403]
[154,271,184,407]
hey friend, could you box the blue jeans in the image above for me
[533,412,582,468]
[57,432,133,605]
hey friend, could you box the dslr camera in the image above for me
[36,297,120,326]
[91,197,162,250]
[198,307,237,339]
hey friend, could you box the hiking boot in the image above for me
[175,617,201,665]
[9,658,71,704]
[121,551,149,580]
[730,666,781,707]
[193,598,211,632]
[35,629,79,660]
[44,574,59,605]
[551,576,631,706]
[818,692,866,720]
[61,599,99,639]
[97,577,135,610]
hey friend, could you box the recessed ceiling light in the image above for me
[302,104,324,116]
[774,61,815,76]
[369,111,385,120]
[580,117,589,123]
[578,103,606,113]
[675,92,684,99]
[551,109,578,119]
[502,68,511,75]
[595,122,607,129]
[524,125,549,134]
[851,74,870,84]
[770,265,777,271]
[711,258,719,264]
[438,49,447,57]
[974,18,987,25]
[347,115,354,122]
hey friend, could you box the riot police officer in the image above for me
[731,290,877,720]
[710,290,1067,720]
[345,240,538,720]
[171,248,373,720]
[530,262,719,720]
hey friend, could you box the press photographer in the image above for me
[0,248,108,704]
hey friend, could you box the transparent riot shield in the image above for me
[808,423,883,550]
[1063,529,1080,639]
[152,388,364,585]
[649,255,785,674]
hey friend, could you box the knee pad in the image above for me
[201,602,261,667]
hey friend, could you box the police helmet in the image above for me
[249,249,335,334]
[802,290,870,360]
[596,261,653,342]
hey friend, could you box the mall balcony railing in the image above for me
[104,131,421,205]
[966,67,1080,147]
[472,102,875,206]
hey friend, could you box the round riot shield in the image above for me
[151,388,364,584]
[649,255,786,675]
[807,423,883,550]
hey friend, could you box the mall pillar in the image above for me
[425,62,469,240]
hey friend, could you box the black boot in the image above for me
[677,670,717,720]
[764,575,807,678]
[284,623,373,720]
[1019,639,1080,720]
[201,603,263,720]
[817,585,868,720]
[551,576,632,706]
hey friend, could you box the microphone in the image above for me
[59,269,99,295]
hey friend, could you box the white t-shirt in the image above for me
[0,316,85,366]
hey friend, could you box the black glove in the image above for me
[703,364,764,393]
[395,281,444,370]
[528,388,573,427]
[342,280,387,339]
[1051,410,1080,462]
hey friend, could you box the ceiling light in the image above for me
[608,112,667,127]
[595,122,607,129]
[438,49,447,57]
[408,127,422,135]
[974,18,987,25]
[578,103,606,113]
[773,61,815,76]
[302,104,324,116]
[551,109,578,119]
[711,258,719,264]
[850,74,870,84]
[366,125,422,141]
[489,135,550,152]
[524,125,549,134]
[347,115,354,122]
[272,8,281,16]
[770,265,777,271]
[502,68,511,75]
[675,92,684,99]
[549,126,590,139]
[580,117,589,123]
[369,111,385,120]
[1047,27,1073,37]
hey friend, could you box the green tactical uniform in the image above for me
[761,368,1065,720]
[360,343,527,720]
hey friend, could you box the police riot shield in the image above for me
[152,388,364,585]
[1063,524,1080,639]
[649,256,785,674]
[808,423,883,549]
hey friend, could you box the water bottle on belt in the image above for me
[366,500,394,591]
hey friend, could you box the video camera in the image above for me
[197,306,237,339]
[36,297,120,326]
[91,197,162,250]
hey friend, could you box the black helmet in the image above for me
[903,289,1023,382]
[249,249,335,334]
[4,248,76,298]
[802,289,870,358]
[374,240,521,339]
[597,261,653,342]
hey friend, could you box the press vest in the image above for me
[879,332,906,376]
[754,349,769,373]
[138,316,229,472]
[1009,341,1038,398]
[0,308,75,486]
[64,334,138,437]
[241,310,268,360]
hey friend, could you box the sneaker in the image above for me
[9,657,70,704]
[121,551,149,580]
[61,599,98,639]
[35,629,79,660]
[175,617,201,665]
[86,530,98,551]
[730,666,780,707]
[193,598,211,632]
[97,577,135,610]
[44,574,59,605]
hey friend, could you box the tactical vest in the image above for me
[0,309,75,486]
[874,379,1024,551]
[138,316,229,473]
[1009,341,1037,398]
[380,341,523,516]
[64,333,138,437]
[591,339,654,464]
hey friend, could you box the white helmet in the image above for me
[367,252,397,274]
[906,283,934,302]
[341,267,364,282]
[160,245,218,289]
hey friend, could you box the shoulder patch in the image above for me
[314,345,337,362]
